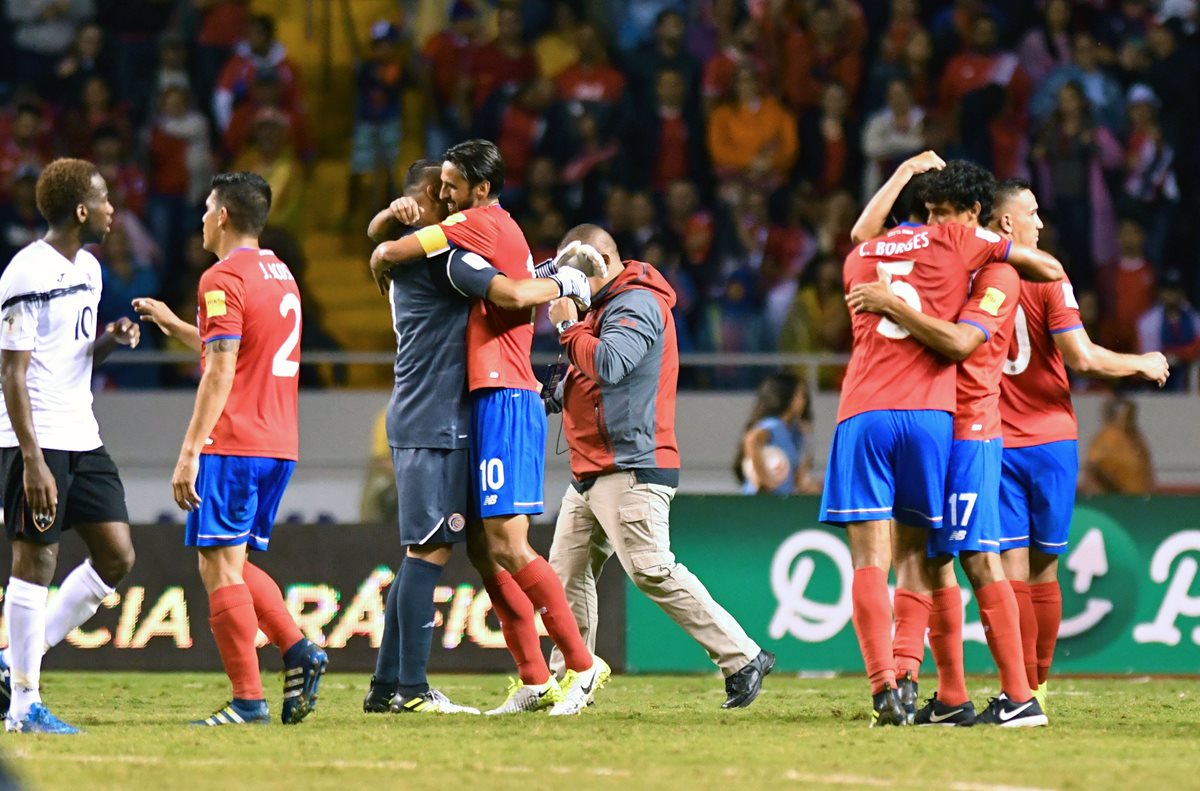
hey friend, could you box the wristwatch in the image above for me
[555,319,578,335]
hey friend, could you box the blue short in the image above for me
[929,438,1003,557]
[819,409,952,529]
[350,119,402,174]
[470,388,546,519]
[392,447,469,546]
[184,454,295,551]
[998,440,1078,555]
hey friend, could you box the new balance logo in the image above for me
[484,495,498,506]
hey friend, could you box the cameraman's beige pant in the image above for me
[548,471,760,677]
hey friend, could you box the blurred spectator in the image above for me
[146,84,211,268]
[735,372,818,495]
[699,267,770,385]
[611,0,686,53]
[557,22,627,140]
[686,0,742,67]
[1016,0,1073,83]
[629,67,708,196]
[1099,218,1155,353]
[762,188,817,340]
[193,0,250,110]
[213,14,305,133]
[624,9,698,115]
[223,68,313,165]
[939,15,1033,127]
[778,255,850,390]
[360,408,397,523]
[1082,395,1154,494]
[62,75,133,157]
[1145,20,1200,157]
[867,27,936,110]
[96,218,161,388]
[879,0,923,65]
[488,78,570,190]
[862,79,925,198]
[776,3,865,113]
[663,179,720,291]
[508,156,564,227]
[1032,33,1125,134]
[814,189,858,260]
[642,233,698,352]
[619,190,658,259]
[422,2,480,157]
[1031,81,1122,291]
[345,21,409,224]
[1138,270,1200,393]
[534,1,580,79]
[707,66,797,192]
[469,4,537,109]
[701,17,767,110]
[560,109,620,221]
[0,167,46,267]
[92,124,148,217]
[51,22,108,105]
[155,32,192,96]
[235,109,303,238]
[6,0,96,90]
[799,82,860,196]
[0,103,51,202]
[1120,84,1179,267]
[96,0,177,124]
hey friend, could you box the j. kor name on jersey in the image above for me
[258,262,295,282]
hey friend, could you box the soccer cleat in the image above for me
[723,650,776,709]
[6,702,80,734]
[190,699,270,727]
[282,639,328,725]
[897,672,919,725]
[870,685,907,727]
[484,676,563,715]
[1034,681,1048,713]
[973,693,1048,728]
[0,652,10,719]
[389,688,480,715]
[363,677,398,713]
[913,693,976,726]
[549,655,612,716]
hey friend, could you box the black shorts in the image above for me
[392,447,469,547]
[2,446,129,544]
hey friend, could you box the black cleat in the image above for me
[914,693,976,726]
[722,650,775,709]
[363,677,398,713]
[897,672,918,725]
[973,693,1048,728]
[870,685,907,727]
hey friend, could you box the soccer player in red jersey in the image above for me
[989,179,1167,708]
[848,163,1048,727]
[369,141,606,715]
[824,154,1065,726]
[135,173,327,726]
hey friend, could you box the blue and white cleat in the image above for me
[6,702,81,734]
[0,653,10,719]
[191,699,270,726]
[282,639,328,725]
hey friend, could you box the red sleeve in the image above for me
[560,323,600,379]
[946,223,1013,272]
[1045,277,1084,334]
[440,210,496,260]
[957,264,1019,340]
[198,268,246,343]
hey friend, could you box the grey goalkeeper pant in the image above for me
[548,471,760,677]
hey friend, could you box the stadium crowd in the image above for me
[1,0,1198,390]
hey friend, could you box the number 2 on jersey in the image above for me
[873,261,923,340]
[272,292,301,377]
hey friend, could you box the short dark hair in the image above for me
[36,158,101,226]
[922,160,998,224]
[250,14,276,38]
[993,177,1033,212]
[894,172,933,223]
[211,172,272,235]
[403,158,442,193]
[444,139,506,196]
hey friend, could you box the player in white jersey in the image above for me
[0,159,141,734]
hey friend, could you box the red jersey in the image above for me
[197,248,302,460]
[837,223,1013,423]
[1000,277,1083,448]
[415,204,538,392]
[954,263,1020,440]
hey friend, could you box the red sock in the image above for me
[209,584,263,700]
[928,586,969,706]
[1009,580,1039,689]
[851,567,896,694]
[892,588,932,681]
[976,581,1032,701]
[513,556,592,672]
[483,570,550,685]
[242,562,304,656]
[1030,581,1062,686]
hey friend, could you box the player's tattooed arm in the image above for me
[850,151,946,243]
[0,350,57,525]
[847,273,986,361]
[172,339,240,511]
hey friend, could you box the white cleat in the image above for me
[390,688,480,714]
[549,655,611,716]
[484,677,563,715]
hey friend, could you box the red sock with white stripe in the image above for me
[513,556,592,672]
[209,584,263,700]
[851,567,896,694]
[1030,581,1062,686]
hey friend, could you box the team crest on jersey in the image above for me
[979,286,1007,317]
[204,290,227,317]
[448,513,465,532]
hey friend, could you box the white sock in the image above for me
[5,577,48,722]
[43,559,113,650]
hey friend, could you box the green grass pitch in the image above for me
[4,673,1196,790]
